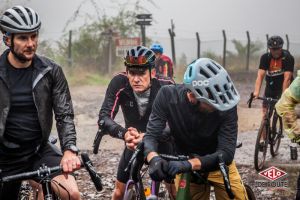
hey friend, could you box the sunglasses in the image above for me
[125,55,148,66]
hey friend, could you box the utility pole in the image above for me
[169,19,176,67]
[136,14,152,46]
[196,32,201,58]
[286,34,290,51]
[101,28,117,74]
[246,31,250,71]
[68,30,72,67]
[222,30,227,68]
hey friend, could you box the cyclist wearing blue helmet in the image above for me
[143,58,248,199]
[151,43,174,79]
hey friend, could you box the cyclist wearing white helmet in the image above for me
[0,6,81,200]
[144,58,248,199]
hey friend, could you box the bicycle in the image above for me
[124,142,256,200]
[0,153,102,200]
[248,92,283,171]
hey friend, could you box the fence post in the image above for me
[68,30,72,67]
[222,30,227,68]
[286,34,290,51]
[196,32,201,58]
[246,31,250,71]
[169,19,176,67]
[266,34,269,53]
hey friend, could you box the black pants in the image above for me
[0,143,62,200]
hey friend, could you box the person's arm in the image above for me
[276,76,300,139]
[99,75,127,139]
[282,71,293,92]
[52,65,81,172]
[253,69,266,97]
[52,65,76,150]
[144,86,170,162]
[195,107,238,171]
[282,54,295,92]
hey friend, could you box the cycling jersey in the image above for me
[259,50,294,91]
[144,84,238,172]
[155,54,174,78]
[98,72,174,183]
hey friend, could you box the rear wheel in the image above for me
[270,112,283,157]
[254,121,268,171]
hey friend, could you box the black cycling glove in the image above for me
[167,160,192,178]
[149,156,168,181]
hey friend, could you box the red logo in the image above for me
[179,179,186,189]
[259,166,287,181]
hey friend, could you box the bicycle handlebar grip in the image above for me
[81,153,103,191]
[93,120,105,154]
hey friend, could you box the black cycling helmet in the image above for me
[267,35,284,49]
[124,46,155,70]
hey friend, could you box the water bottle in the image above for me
[176,173,192,200]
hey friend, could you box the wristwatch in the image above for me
[64,145,80,155]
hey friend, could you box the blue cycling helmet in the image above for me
[183,58,240,111]
[150,43,163,54]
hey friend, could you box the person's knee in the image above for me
[67,187,81,200]
[112,181,125,200]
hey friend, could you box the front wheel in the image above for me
[123,188,137,200]
[244,184,256,200]
[254,121,268,171]
[270,112,283,157]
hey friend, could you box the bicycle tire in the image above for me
[123,188,137,200]
[244,184,256,200]
[254,121,268,171]
[270,112,283,157]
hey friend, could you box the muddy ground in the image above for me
[61,73,300,200]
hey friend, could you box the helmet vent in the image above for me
[220,95,227,104]
[205,87,215,101]
[226,76,231,83]
[207,64,218,75]
[214,85,221,93]
[226,91,233,100]
[188,67,193,77]
[196,89,203,96]
[211,61,221,70]
[223,84,229,91]
[200,69,210,79]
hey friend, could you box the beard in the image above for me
[11,48,34,63]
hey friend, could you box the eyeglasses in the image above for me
[125,55,148,65]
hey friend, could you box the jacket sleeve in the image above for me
[143,86,169,156]
[197,107,238,171]
[98,75,127,139]
[52,65,76,150]
[276,74,300,138]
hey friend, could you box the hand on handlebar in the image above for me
[167,160,192,178]
[61,151,81,176]
[149,156,168,181]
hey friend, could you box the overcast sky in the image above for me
[1,0,300,60]
[2,0,300,42]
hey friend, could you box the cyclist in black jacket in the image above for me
[144,58,248,199]
[98,46,174,200]
[0,6,80,200]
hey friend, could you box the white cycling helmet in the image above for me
[0,5,41,34]
[183,58,240,111]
